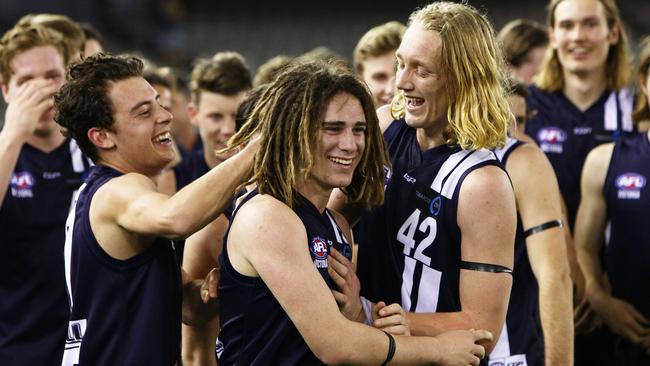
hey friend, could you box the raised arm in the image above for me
[228,195,491,366]
[506,144,573,366]
[0,78,60,205]
[407,165,516,353]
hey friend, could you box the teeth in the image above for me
[154,132,171,142]
[329,157,352,165]
[406,97,424,107]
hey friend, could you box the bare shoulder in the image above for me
[584,143,614,171]
[376,104,394,133]
[91,172,157,213]
[459,164,512,199]
[231,194,305,241]
[506,143,553,177]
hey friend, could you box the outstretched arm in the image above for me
[407,165,516,353]
[507,144,573,365]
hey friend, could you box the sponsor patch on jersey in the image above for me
[403,173,416,184]
[573,126,592,135]
[537,127,566,154]
[10,171,35,198]
[616,173,646,199]
[488,354,527,366]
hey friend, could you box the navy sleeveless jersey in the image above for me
[357,119,504,315]
[0,139,89,365]
[525,86,634,229]
[61,165,181,366]
[216,189,352,366]
[172,147,210,191]
[603,132,650,319]
[490,137,543,366]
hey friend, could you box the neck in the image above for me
[97,156,160,181]
[416,122,447,151]
[26,132,66,153]
[562,67,607,111]
[295,179,330,213]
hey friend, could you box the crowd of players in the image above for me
[1,0,649,365]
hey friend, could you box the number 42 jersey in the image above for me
[357,119,504,313]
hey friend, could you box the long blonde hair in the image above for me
[536,0,630,92]
[632,36,650,124]
[392,1,510,150]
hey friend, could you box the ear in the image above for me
[1,83,9,104]
[608,23,620,45]
[187,101,199,127]
[88,127,116,150]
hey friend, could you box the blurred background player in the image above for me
[0,23,88,365]
[353,21,405,108]
[498,19,549,86]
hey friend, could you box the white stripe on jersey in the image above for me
[494,137,519,162]
[604,89,635,132]
[69,139,86,173]
[325,210,347,244]
[430,149,498,199]
[64,183,86,310]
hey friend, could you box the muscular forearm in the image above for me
[538,271,574,366]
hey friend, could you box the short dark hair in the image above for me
[190,51,252,102]
[55,53,143,162]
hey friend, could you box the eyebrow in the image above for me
[129,94,160,114]
[322,121,367,126]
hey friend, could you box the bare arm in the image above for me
[0,78,59,205]
[576,144,650,344]
[181,214,228,366]
[228,195,491,366]
[506,144,573,366]
[95,139,256,241]
[407,165,516,353]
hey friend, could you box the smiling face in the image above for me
[105,77,175,175]
[304,92,367,197]
[395,24,449,131]
[361,51,397,107]
[550,0,618,77]
[191,90,245,162]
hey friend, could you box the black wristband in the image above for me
[523,219,563,238]
[382,331,396,366]
[460,261,513,275]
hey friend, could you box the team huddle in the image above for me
[1,0,649,365]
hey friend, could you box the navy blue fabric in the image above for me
[217,189,351,366]
[0,139,87,365]
[63,165,181,366]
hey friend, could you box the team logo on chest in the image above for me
[616,173,646,199]
[537,127,567,154]
[311,236,329,268]
[10,171,35,198]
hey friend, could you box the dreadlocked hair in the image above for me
[226,60,389,208]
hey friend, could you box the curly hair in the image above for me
[227,60,389,208]
[54,53,143,162]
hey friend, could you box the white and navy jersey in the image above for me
[0,139,89,365]
[357,119,504,315]
[525,86,635,229]
[217,189,351,366]
[603,132,650,320]
[62,165,181,366]
[490,137,543,366]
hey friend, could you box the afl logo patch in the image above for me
[537,127,567,143]
[11,171,35,189]
[310,237,329,260]
[537,127,566,154]
[616,173,646,189]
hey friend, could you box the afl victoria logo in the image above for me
[616,173,646,190]
[11,171,35,189]
[537,127,567,143]
[310,237,329,260]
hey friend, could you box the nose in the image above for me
[157,104,173,124]
[395,67,412,92]
[222,117,236,138]
[569,24,586,41]
[339,128,358,152]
